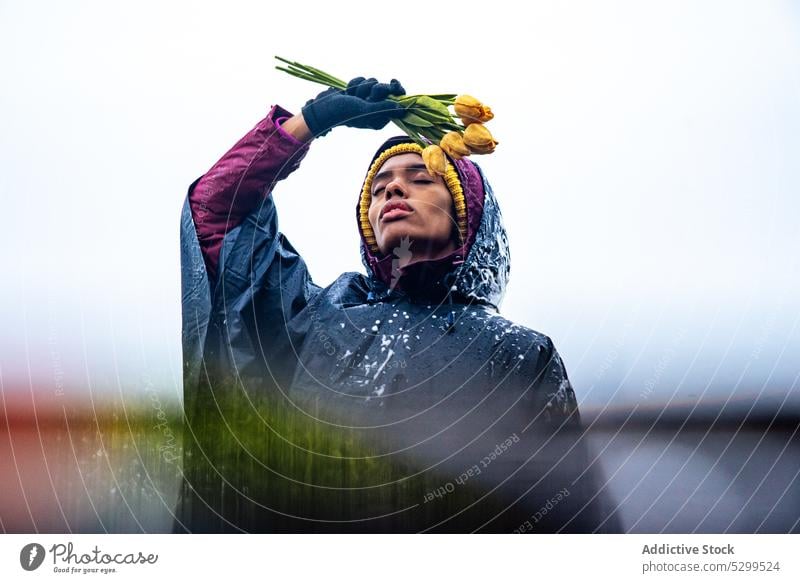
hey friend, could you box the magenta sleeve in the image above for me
[188,105,311,284]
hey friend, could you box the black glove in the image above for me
[301,77,407,137]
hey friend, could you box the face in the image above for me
[367,153,459,260]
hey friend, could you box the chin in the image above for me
[377,236,406,257]
[377,225,415,254]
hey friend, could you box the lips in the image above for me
[380,200,413,223]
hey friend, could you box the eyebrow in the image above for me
[371,164,431,191]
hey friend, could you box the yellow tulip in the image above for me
[454,94,494,125]
[421,144,448,176]
[463,123,498,154]
[439,131,471,161]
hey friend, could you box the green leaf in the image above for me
[418,126,446,143]
[414,95,452,118]
[410,107,453,125]
[401,111,435,128]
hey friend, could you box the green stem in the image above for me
[392,119,426,148]
[411,107,454,125]
[275,66,323,83]
[301,64,347,89]
[418,126,446,143]
[275,56,346,89]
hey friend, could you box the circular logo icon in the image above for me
[20,543,46,571]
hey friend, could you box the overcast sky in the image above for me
[1,1,798,415]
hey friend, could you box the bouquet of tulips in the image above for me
[275,56,498,177]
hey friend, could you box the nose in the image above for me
[384,177,407,199]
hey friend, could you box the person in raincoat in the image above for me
[175,77,620,533]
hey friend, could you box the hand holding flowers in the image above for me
[275,56,498,176]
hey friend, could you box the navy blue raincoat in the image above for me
[175,108,620,533]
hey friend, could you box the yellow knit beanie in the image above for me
[358,141,468,254]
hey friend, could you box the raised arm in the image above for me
[188,105,313,284]
[180,79,408,385]
[188,77,407,284]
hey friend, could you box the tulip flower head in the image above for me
[454,94,495,125]
[463,123,499,155]
[439,131,471,161]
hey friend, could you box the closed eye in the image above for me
[372,176,432,196]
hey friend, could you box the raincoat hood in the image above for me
[357,136,510,310]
